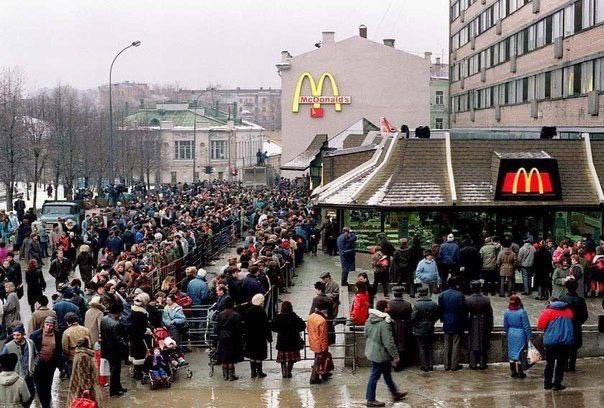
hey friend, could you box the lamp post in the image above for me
[192,92,203,183]
[108,40,141,184]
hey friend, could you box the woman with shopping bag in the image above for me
[503,295,533,379]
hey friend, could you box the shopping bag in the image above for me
[69,390,98,408]
[527,342,542,365]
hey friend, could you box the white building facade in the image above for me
[277,27,430,168]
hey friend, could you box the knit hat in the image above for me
[197,268,207,278]
[11,324,25,334]
[251,293,265,306]
[134,292,150,307]
[447,233,454,242]
[44,316,57,325]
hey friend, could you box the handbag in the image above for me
[527,341,542,365]
[69,390,98,408]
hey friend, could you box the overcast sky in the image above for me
[1,0,449,93]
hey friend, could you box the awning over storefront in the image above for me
[314,134,604,209]
[281,134,328,171]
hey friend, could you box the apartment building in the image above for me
[427,52,450,129]
[449,0,604,128]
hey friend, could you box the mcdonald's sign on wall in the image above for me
[292,72,351,118]
[494,157,562,200]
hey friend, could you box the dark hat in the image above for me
[417,287,429,296]
[392,286,405,297]
[0,353,18,371]
[470,280,482,290]
[65,312,78,325]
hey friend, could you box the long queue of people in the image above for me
[0,179,316,407]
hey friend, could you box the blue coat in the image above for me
[415,259,439,284]
[503,308,532,361]
[438,241,460,266]
[53,300,81,331]
[187,276,209,305]
[337,233,357,272]
[438,289,467,334]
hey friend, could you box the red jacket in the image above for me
[350,292,370,326]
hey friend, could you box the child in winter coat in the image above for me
[350,282,370,326]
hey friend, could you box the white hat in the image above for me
[251,293,265,306]
[197,268,207,278]
[447,233,454,242]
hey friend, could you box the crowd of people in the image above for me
[333,227,599,406]
[0,179,319,407]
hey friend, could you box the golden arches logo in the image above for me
[512,167,544,194]
[291,72,350,113]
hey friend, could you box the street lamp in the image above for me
[192,93,203,183]
[108,40,141,184]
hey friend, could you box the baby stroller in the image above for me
[141,328,192,389]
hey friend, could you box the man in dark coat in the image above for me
[560,279,588,371]
[48,250,73,290]
[459,239,481,293]
[30,316,62,408]
[244,294,272,378]
[14,196,26,221]
[438,277,467,371]
[14,220,30,252]
[240,266,264,302]
[6,253,23,297]
[534,241,554,300]
[336,227,357,287]
[411,287,440,371]
[392,239,411,293]
[322,218,339,256]
[465,280,493,369]
[101,302,127,397]
[387,286,412,370]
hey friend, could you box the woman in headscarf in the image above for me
[129,292,150,380]
[67,337,104,407]
[3,282,21,337]
[75,244,95,284]
[244,294,272,379]
[503,295,533,379]
[214,296,243,381]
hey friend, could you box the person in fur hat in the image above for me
[130,292,150,380]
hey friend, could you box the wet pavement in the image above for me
[13,249,604,407]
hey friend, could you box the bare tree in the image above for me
[24,91,51,209]
[0,68,26,211]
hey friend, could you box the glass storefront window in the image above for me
[344,209,382,251]
[553,211,601,242]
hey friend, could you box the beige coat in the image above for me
[62,325,92,360]
[30,307,56,333]
[497,248,517,277]
[84,303,105,345]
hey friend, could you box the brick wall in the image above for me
[322,150,374,184]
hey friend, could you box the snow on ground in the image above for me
[0,182,66,210]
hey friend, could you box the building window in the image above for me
[210,140,227,160]
[552,10,563,39]
[564,64,582,97]
[435,118,444,129]
[583,0,595,28]
[597,0,604,23]
[581,60,594,94]
[551,69,563,98]
[170,171,177,184]
[174,140,194,160]
[435,91,444,105]
[596,58,604,91]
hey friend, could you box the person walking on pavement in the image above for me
[321,272,340,318]
[67,337,103,407]
[49,249,73,291]
[30,316,62,408]
[387,286,412,370]
[466,280,494,369]
[62,312,91,378]
[0,353,31,407]
[101,302,128,396]
[214,297,244,381]
[438,277,467,371]
[29,296,56,333]
[537,296,575,391]
[337,227,357,287]
[1,323,36,407]
[518,239,536,295]
[411,287,440,372]
[560,279,588,372]
[364,300,407,407]
[503,295,532,379]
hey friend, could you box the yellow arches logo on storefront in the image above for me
[292,72,351,118]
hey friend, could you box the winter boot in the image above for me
[286,361,294,378]
[222,367,229,380]
[517,364,526,379]
[256,362,267,378]
[510,362,518,378]
[250,361,258,378]
[228,367,239,381]
[281,363,287,378]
